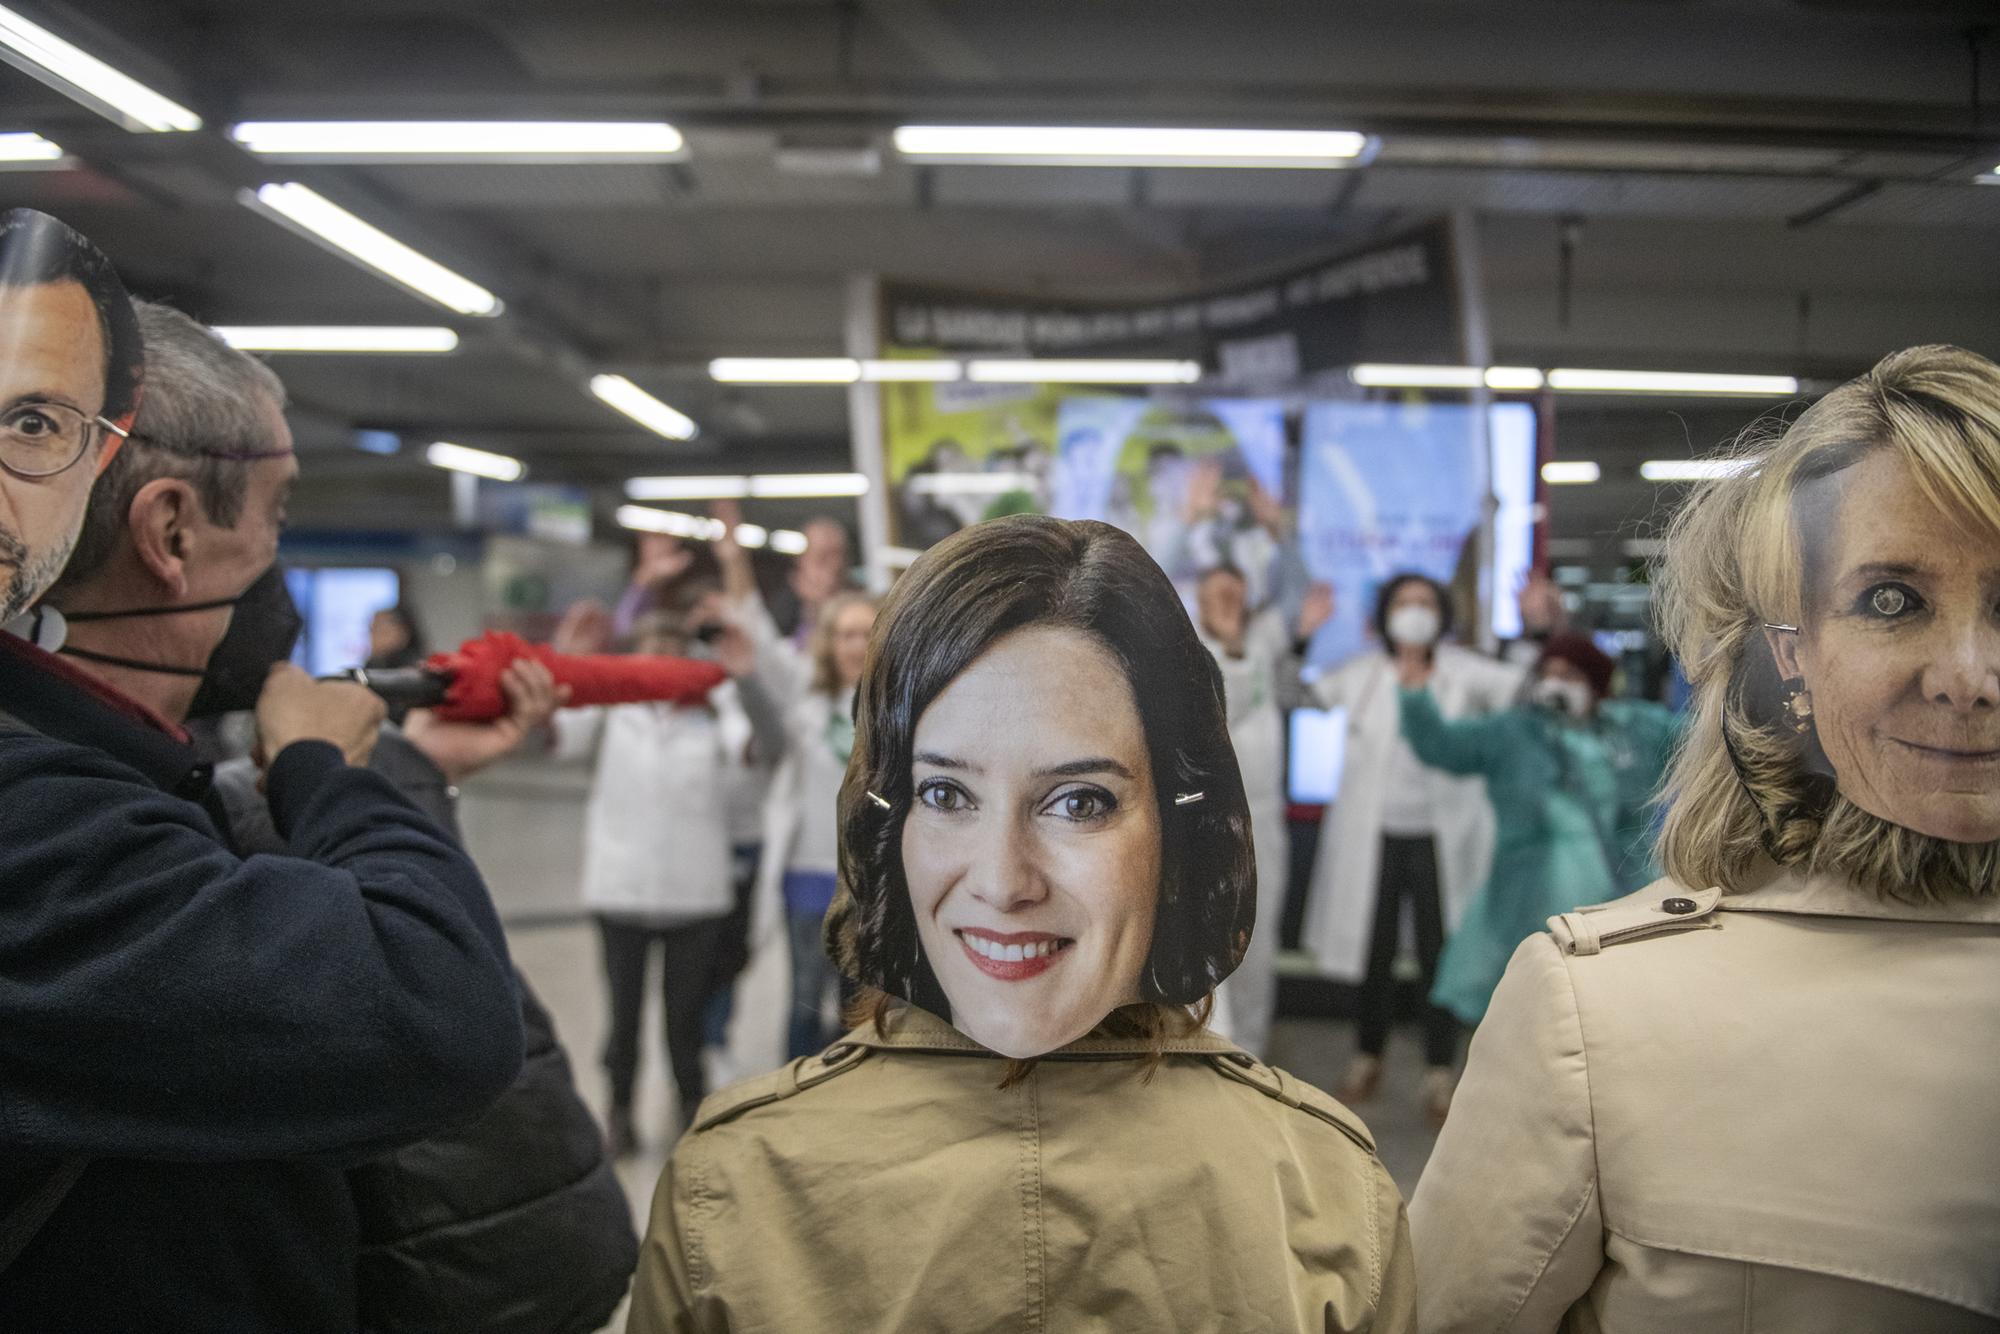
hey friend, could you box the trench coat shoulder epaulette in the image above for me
[1547,882,1724,957]
[1204,1051,1377,1154]
[689,1042,873,1134]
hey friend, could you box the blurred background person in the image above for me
[769,515,855,650]
[1301,573,1526,1121]
[1412,343,2000,1333]
[1399,632,1678,1040]
[550,583,778,1151]
[364,602,426,671]
[713,506,878,1062]
[1197,564,1331,1059]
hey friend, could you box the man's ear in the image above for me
[126,477,199,597]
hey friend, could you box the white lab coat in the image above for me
[1301,644,1525,982]
[552,692,749,921]
[1202,609,1299,1059]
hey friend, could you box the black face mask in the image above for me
[61,564,304,719]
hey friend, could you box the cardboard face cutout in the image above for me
[0,210,142,625]
[826,514,1255,1058]
[1735,452,2000,845]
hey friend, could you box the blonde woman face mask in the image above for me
[1773,450,2000,843]
[901,624,1162,1059]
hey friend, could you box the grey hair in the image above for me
[53,301,287,587]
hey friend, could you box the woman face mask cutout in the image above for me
[902,625,1162,1058]
[1772,450,2000,843]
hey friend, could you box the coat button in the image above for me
[1661,897,1698,915]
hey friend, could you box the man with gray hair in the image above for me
[0,300,527,1331]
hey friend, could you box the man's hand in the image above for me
[553,599,614,656]
[403,659,570,783]
[255,664,386,768]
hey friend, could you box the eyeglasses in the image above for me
[0,401,128,479]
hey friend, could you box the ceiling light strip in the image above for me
[231,120,684,160]
[0,4,201,132]
[893,125,1368,169]
[214,326,459,353]
[427,441,524,482]
[245,184,501,317]
[591,374,698,441]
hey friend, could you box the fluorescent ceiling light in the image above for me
[213,325,459,354]
[903,472,1036,496]
[710,357,860,384]
[626,476,749,501]
[230,120,684,161]
[749,472,869,498]
[893,125,1368,168]
[617,505,806,554]
[591,374,698,441]
[1548,369,1798,396]
[1541,461,1601,485]
[1351,364,1483,388]
[968,359,1200,384]
[1977,166,2000,185]
[0,131,62,162]
[862,359,962,382]
[0,5,201,132]
[625,473,868,501]
[1484,366,1546,391]
[427,441,524,482]
[246,184,501,316]
[1639,458,1753,482]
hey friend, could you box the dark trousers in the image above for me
[1357,835,1459,1068]
[596,914,725,1118]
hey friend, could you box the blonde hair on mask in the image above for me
[1655,344,2000,902]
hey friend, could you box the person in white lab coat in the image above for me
[550,591,780,1151]
[1196,566,1331,1059]
[1302,573,1525,1122]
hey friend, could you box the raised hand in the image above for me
[553,599,615,657]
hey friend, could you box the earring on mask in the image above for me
[1762,623,1813,735]
[1779,680,1815,735]
[866,790,893,810]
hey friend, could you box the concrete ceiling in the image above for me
[1,0,1996,548]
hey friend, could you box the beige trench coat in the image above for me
[1410,866,2000,1332]
[629,1006,1416,1333]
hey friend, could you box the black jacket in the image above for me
[0,635,524,1333]
[216,732,639,1334]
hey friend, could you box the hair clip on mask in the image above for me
[1174,791,1206,806]
[866,790,894,811]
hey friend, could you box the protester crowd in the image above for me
[2,207,1994,1333]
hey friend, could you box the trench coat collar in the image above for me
[838,1003,1246,1060]
[1723,859,2000,927]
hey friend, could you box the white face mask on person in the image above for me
[1531,676,1595,718]
[1386,604,1442,648]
